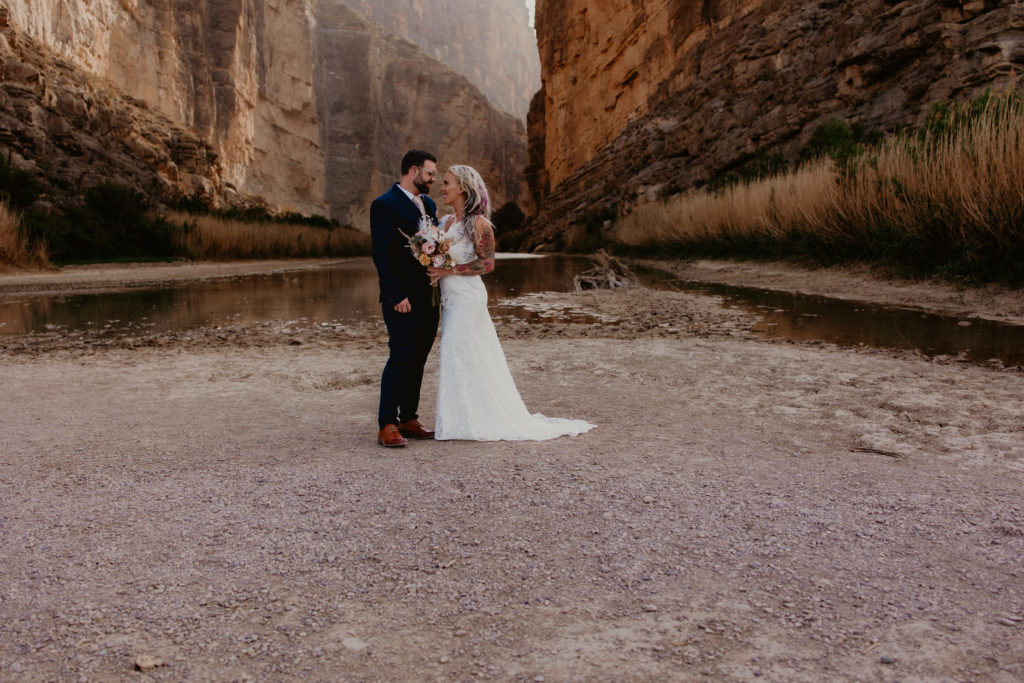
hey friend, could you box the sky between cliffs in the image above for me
[525,0,535,27]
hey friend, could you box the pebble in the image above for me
[880,656,895,665]
[643,496,655,504]
[643,604,658,613]
[342,637,369,652]
[134,654,165,671]
[998,618,1018,627]
[439,656,451,664]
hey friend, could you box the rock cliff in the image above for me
[5,0,326,215]
[526,0,1024,248]
[315,2,529,225]
[0,0,529,225]
[342,0,541,120]
[0,8,225,206]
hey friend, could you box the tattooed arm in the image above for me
[455,216,496,276]
[429,216,495,283]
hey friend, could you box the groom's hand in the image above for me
[394,298,412,313]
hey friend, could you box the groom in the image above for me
[370,149,440,448]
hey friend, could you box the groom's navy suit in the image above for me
[371,184,440,429]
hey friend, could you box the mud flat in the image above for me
[1,261,1022,680]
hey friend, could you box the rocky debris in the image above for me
[526,0,1024,248]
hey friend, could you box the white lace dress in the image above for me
[434,215,596,441]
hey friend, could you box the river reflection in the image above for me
[0,255,593,336]
[3,257,1023,367]
[641,273,1024,367]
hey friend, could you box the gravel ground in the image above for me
[1,261,1022,681]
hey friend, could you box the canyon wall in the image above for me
[0,8,224,206]
[316,2,529,225]
[342,0,541,120]
[5,0,326,215]
[1,0,529,226]
[527,0,1024,248]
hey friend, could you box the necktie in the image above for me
[412,194,425,216]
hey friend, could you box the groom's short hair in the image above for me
[401,149,437,175]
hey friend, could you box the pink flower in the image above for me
[432,255,446,268]
[422,242,436,255]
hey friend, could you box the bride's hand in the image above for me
[428,266,450,286]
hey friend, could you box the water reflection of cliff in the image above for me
[0,256,594,336]
[753,305,1024,365]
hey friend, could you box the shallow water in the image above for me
[640,270,1024,367]
[0,255,596,337]
[1,257,1021,366]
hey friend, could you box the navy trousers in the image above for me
[378,300,439,429]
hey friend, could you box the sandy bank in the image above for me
[1,261,1021,680]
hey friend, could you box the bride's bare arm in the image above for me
[454,216,495,276]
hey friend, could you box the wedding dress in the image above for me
[434,215,596,441]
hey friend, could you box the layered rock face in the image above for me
[5,0,326,215]
[342,0,541,120]
[316,2,529,225]
[0,8,224,205]
[527,0,1024,248]
[1,0,529,225]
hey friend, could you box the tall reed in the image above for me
[614,92,1024,283]
[170,212,370,260]
[0,201,49,269]
[615,159,838,248]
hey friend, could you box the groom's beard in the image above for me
[414,172,432,195]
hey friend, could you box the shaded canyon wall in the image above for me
[527,0,1024,248]
[315,2,528,226]
[1,0,529,226]
[342,0,541,120]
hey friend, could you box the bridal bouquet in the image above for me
[402,215,453,305]
[404,215,454,269]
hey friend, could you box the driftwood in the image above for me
[573,249,638,292]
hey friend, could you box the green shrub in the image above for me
[565,208,616,253]
[709,151,789,193]
[798,116,882,174]
[169,190,342,229]
[0,155,43,209]
[24,183,179,263]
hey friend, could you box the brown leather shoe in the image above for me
[397,419,435,440]
[377,424,408,448]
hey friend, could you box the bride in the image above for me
[427,165,596,441]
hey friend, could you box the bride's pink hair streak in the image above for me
[448,165,491,221]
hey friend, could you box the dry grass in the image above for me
[170,212,370,260]
[613,94,1024,281]
[832,104,1024,248]
[615,159,838,247]
[0,201,49,269]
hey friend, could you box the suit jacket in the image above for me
[370,184,439,306]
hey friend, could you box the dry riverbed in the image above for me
[1,259,1022,681]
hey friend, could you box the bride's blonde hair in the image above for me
[448,165,491,220]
